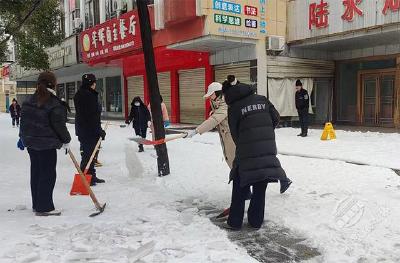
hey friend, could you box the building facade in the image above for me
[11,0,288,123]
[287,0,400,128]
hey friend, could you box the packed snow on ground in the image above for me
[0,112,400,263]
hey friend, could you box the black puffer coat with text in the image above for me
[223,82,286,187]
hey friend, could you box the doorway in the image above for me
[361,72,395,127]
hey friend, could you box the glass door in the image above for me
[379,74,395,127]
[361,73,396,127]
[362,75,378,126]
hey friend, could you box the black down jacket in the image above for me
[74,85,102,139]
[223,82,287,187]
[20,93,71,151]
[128,97,151,136]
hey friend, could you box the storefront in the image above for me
[288,0,400,127]
[10,35,124,117]
[79,4,215,124]
[122,48,211,124]
[0,65,16,113]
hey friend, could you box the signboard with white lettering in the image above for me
[202,0,267,39]
[80,10,142,63]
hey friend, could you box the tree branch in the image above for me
[0,0,43,46]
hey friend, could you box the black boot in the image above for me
[280,179,292,194]
[92,176,105,184]
[138,144,144,152]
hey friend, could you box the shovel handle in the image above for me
[164,133,188,143]
[84,122,110,172]
[68,150,102,210]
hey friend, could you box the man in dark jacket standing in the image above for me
[74,74,106,186]
[9,98,21,127]
[295,80,310,137]
[222,75,290,230]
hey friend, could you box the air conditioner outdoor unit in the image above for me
[266,36,285,51]
[73,18,82,30]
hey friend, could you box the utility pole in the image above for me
[137,0,170,176]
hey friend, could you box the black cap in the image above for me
[82,74,96,86]
[295,79,302,87]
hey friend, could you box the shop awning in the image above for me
[167,35,256,52]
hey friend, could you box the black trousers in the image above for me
[79,136,98,179]
[12,117,19,126]
[298,110,309,135]
[228,176,269,229]
[28,148,57,212]
[135,128,147,149]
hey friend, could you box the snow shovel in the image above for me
[70,122,110,195]
[130,132,188,146]
[68,149,106,217]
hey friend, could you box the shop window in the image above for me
[105,76,122,112]
[56,84,66,100]
[96,78,105,112]
[66,82,76,111]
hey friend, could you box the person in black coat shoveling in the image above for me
[74,74,106,186]
[9,98,21,127]
[19,71,71,216]
[222,75,292,230]
[126,96,151,152]
[295,80,310,137]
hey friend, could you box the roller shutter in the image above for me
[179,68,205,124]
[214,62,251,84]
[158,72,171,114]
[127,75,144,105]
[266,56,335,78]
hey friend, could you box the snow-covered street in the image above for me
[1,112,400,263]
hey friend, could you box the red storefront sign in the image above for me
[80,10,142,63]
[383,0,400,14]
[2,65,9,77]
[244,5,258,16]
[341,0,363,21]
[309,0,329,30]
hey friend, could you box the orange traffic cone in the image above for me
[70,173,92,195]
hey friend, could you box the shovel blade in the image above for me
[89,203,106,217]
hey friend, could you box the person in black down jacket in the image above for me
[222,75,292,230]
[9,98,21,127]
[295,79,310,137]
[126,96,151,152]
[19,71,71,216]
[74,74,106,186]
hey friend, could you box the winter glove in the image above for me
[184,129,197,139]
[17,138,25,151]
[62,143,70,155]
[164,120,170,128]
[100,129,106,141]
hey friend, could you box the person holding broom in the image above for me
[19,71,71,216]
[74,74,106,186]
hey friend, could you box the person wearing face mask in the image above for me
[126,96,151,152]
[184,82,235,168]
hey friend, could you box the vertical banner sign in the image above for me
[80,10,142,63]
[206,0,267,39]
